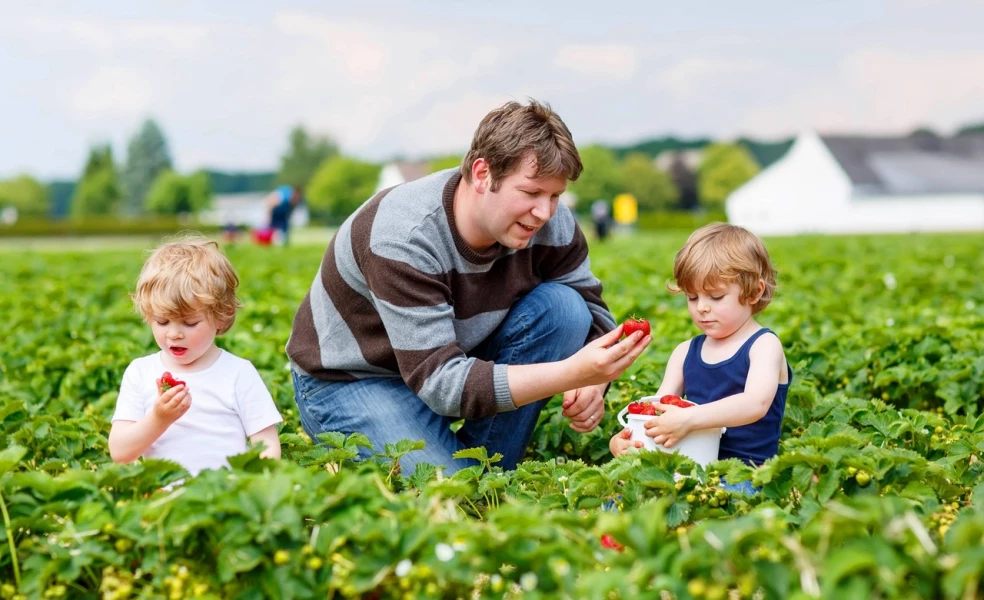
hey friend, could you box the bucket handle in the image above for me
[617,407,629,427]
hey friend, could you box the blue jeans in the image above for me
[293,282,593,475]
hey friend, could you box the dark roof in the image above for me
[822,133,984,194]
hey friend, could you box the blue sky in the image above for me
[2,0,982,179]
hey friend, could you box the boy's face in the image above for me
[685,281,762,340]
[150,310,219,370]
[472,155,567,251]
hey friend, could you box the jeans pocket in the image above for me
[293,369,336,403]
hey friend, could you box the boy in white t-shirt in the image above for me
[108,234,282,476]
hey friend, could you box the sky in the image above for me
[2,0,983,180]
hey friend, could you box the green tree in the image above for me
[428,154,463,173]
[144,169,212,215]
[278,126,339,188]
[307,156,381,222]
[0,175,50,216]
[121,119,172,215]
[619,153,679,212]
[71,144,121,216]
[568,145,621,212]
[697,143,760,210]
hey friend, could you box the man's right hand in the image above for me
[566,325,651,388]
[153,379,191,425]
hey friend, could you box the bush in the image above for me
[636,210,727,231]
[0,216,221,237]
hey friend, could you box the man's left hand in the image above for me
[562,383,607,433]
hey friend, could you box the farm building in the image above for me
[726,131,984,235]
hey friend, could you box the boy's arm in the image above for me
[648,340,689,400]
[646,335,785,447]
[108,418,170,463]
[108,382,190,463]
[249,425,281,460]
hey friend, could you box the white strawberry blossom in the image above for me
[435,543,454,562]
[395,559,412,577]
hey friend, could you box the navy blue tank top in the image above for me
[682,328,791,466]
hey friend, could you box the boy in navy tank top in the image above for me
[610,223,792,478]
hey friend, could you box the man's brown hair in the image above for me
[461,99,583,191]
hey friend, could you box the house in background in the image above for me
[726,131,984,235]
[375,161,431,194]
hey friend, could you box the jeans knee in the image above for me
[532,283,592,348]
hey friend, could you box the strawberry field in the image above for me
[2,231,984,599]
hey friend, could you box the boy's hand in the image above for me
[567,325,651,388]
[644,404,695,449]
[153,379,191,426]
[609,428,643,456]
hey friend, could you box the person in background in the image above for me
[267,184,304,245]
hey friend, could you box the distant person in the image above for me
[108,234,282,476]
[267,184,304,245]
[591,199,611,241]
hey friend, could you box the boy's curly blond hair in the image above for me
[668,222,777,314]
[133,233,242,334]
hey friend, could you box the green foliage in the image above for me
[277,126,339,188]
[569,145,622,210]
[70,145,121,217]
[619,153,678,212]
[0,175,49,216]
[206,170,276,194]
[144,170,212,215]
[306,156,381,222]
[121,119,172,215]
[0,232,983,598]
[0,216,220,237]
[636,209,728,231]
[697,143,760,210]
[428,155,463,174]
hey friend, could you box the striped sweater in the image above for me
[287,169,615,419]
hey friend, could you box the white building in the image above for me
[199,192,309,229]
[726,131,984,235]
[375,161,431,194]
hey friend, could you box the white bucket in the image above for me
[617,401,726,467]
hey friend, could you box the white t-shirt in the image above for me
[112,350,283,476]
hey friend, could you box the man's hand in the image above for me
[153,379,191,426]
[643,403,695,448]
[567,325,651,388]
[610,428,643,456]
[562,383,607,432]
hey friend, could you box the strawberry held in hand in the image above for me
[622,317,650,337]
[659,395,695,408]
[159,371,185,392]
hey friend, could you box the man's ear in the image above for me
[470,158,491,194]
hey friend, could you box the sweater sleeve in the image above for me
[361,241,513,419]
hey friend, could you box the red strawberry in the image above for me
[159,371,185,393]
[600,533,625,552]
[626,402,657,416]
[659,395,694,408]
[622,318,651,337]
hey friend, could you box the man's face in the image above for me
[476,156,567,250]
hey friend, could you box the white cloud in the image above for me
[18,15,208,53]
[554,45,638,81]
[68,66,153,118]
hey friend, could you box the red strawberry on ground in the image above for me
[600,533,625,552]
[659,395,694,408]
[622,318,651,338]
[160,371,185,393]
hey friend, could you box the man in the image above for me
[287,100,650,474]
